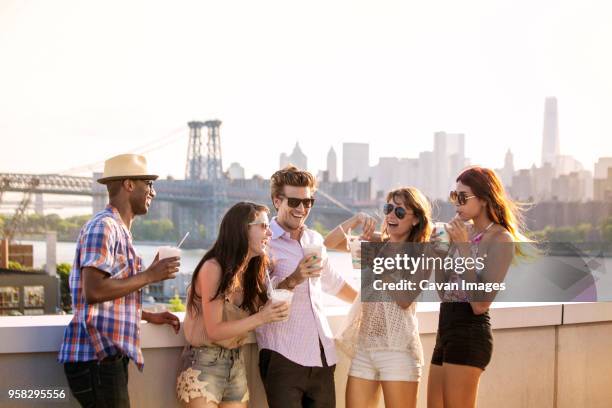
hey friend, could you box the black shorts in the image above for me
[431,302,493,370]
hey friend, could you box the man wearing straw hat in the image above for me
[58,154,181,408]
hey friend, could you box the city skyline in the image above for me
[1,1,612,180]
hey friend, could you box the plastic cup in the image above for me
[433,222,450,251]
[157,246,181,260]
[270,289,293,320]
[302,243,323,269]
[348,237,362,269]
[270,288,293,305]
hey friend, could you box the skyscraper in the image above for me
[433,132,465,199]
[279,142,308,170]
[502,149,515,188]
[594,157,612,179]
[541,97,560,167]
[227,162,245,179]
[343,143,370,182]
[279,153,289,169]
[327,147,338,182]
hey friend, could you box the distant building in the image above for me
[279,153,289,169]
[280,142,308,170]
[0,268,59,316]
[541,97,560,167]
[509,164,593,203]
[433,132,466,199]
[594,157,612,179]
[317,170,330,182]
[501,149,514,188]
[532,163,555,201]
[594,167,612,201]
[370,157,419,197]
[552,171,592,202]
[555,155,583,177]
[326,147,338,182]
[418,151,435,199]
[318,179,372,205]
[148,272,192,303]
[227,162,245,180]
[511,169,534,201]
[343,143,370,182]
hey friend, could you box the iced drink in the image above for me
[270,289,293,320]
[433,222,450,251]
[302,243,323,269]
[157,246,181,260]
[348,237,362,269]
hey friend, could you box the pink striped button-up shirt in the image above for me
[255,218,346,367]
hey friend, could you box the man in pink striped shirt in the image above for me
[256,165,357,408]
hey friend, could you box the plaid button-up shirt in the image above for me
[58,205,145,370]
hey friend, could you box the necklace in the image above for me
[471,222,494,243]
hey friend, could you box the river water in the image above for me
[20,240,612,305]
[21,240,359,307]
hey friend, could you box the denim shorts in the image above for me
[176,344,248,404]
[349,348,422,382]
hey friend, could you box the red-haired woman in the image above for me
[427,166,530,408]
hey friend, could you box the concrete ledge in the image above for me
[0,302,604,354]
[1,303,612,407]
[562,302,612,324]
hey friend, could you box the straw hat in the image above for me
[97,154,159,184]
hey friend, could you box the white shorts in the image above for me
[348,348,422,382]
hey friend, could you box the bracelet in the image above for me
[338,223,349,238]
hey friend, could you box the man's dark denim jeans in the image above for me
[64,355,130,408]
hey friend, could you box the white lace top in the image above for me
[336,291,424,366]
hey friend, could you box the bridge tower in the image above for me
[181,120,228,245]
[204,120,223,181]
[185,121,205,180]
[185,120,224,181]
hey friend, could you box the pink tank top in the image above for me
[442,223,493,302]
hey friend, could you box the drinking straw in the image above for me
[266,270,275,296]
[176,232,190,249]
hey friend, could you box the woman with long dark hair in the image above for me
[176,202,289,408]
[427,166,530,408]
[326,187,433,408]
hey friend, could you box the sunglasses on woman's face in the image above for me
[449,190,477,205]
[280,195,315,209]
[383,203,413,219]
[249,213,270,230]
[249,221,270,230]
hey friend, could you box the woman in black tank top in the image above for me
[427,166,532,408]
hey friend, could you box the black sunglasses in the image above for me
[280,195,315,209]
[128,179,154,190]
[383,203,412,219]
[449,190,476,206]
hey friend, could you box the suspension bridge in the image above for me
[0,121,375,246]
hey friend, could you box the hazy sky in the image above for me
[1,0,611,180]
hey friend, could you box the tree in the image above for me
[8,261,25,271]
[132,219,178,242]
[57,262,72,313]
[198,224,207,240]
[602,217,612,244]
[312,221,330,237]
[168,294,186,312]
